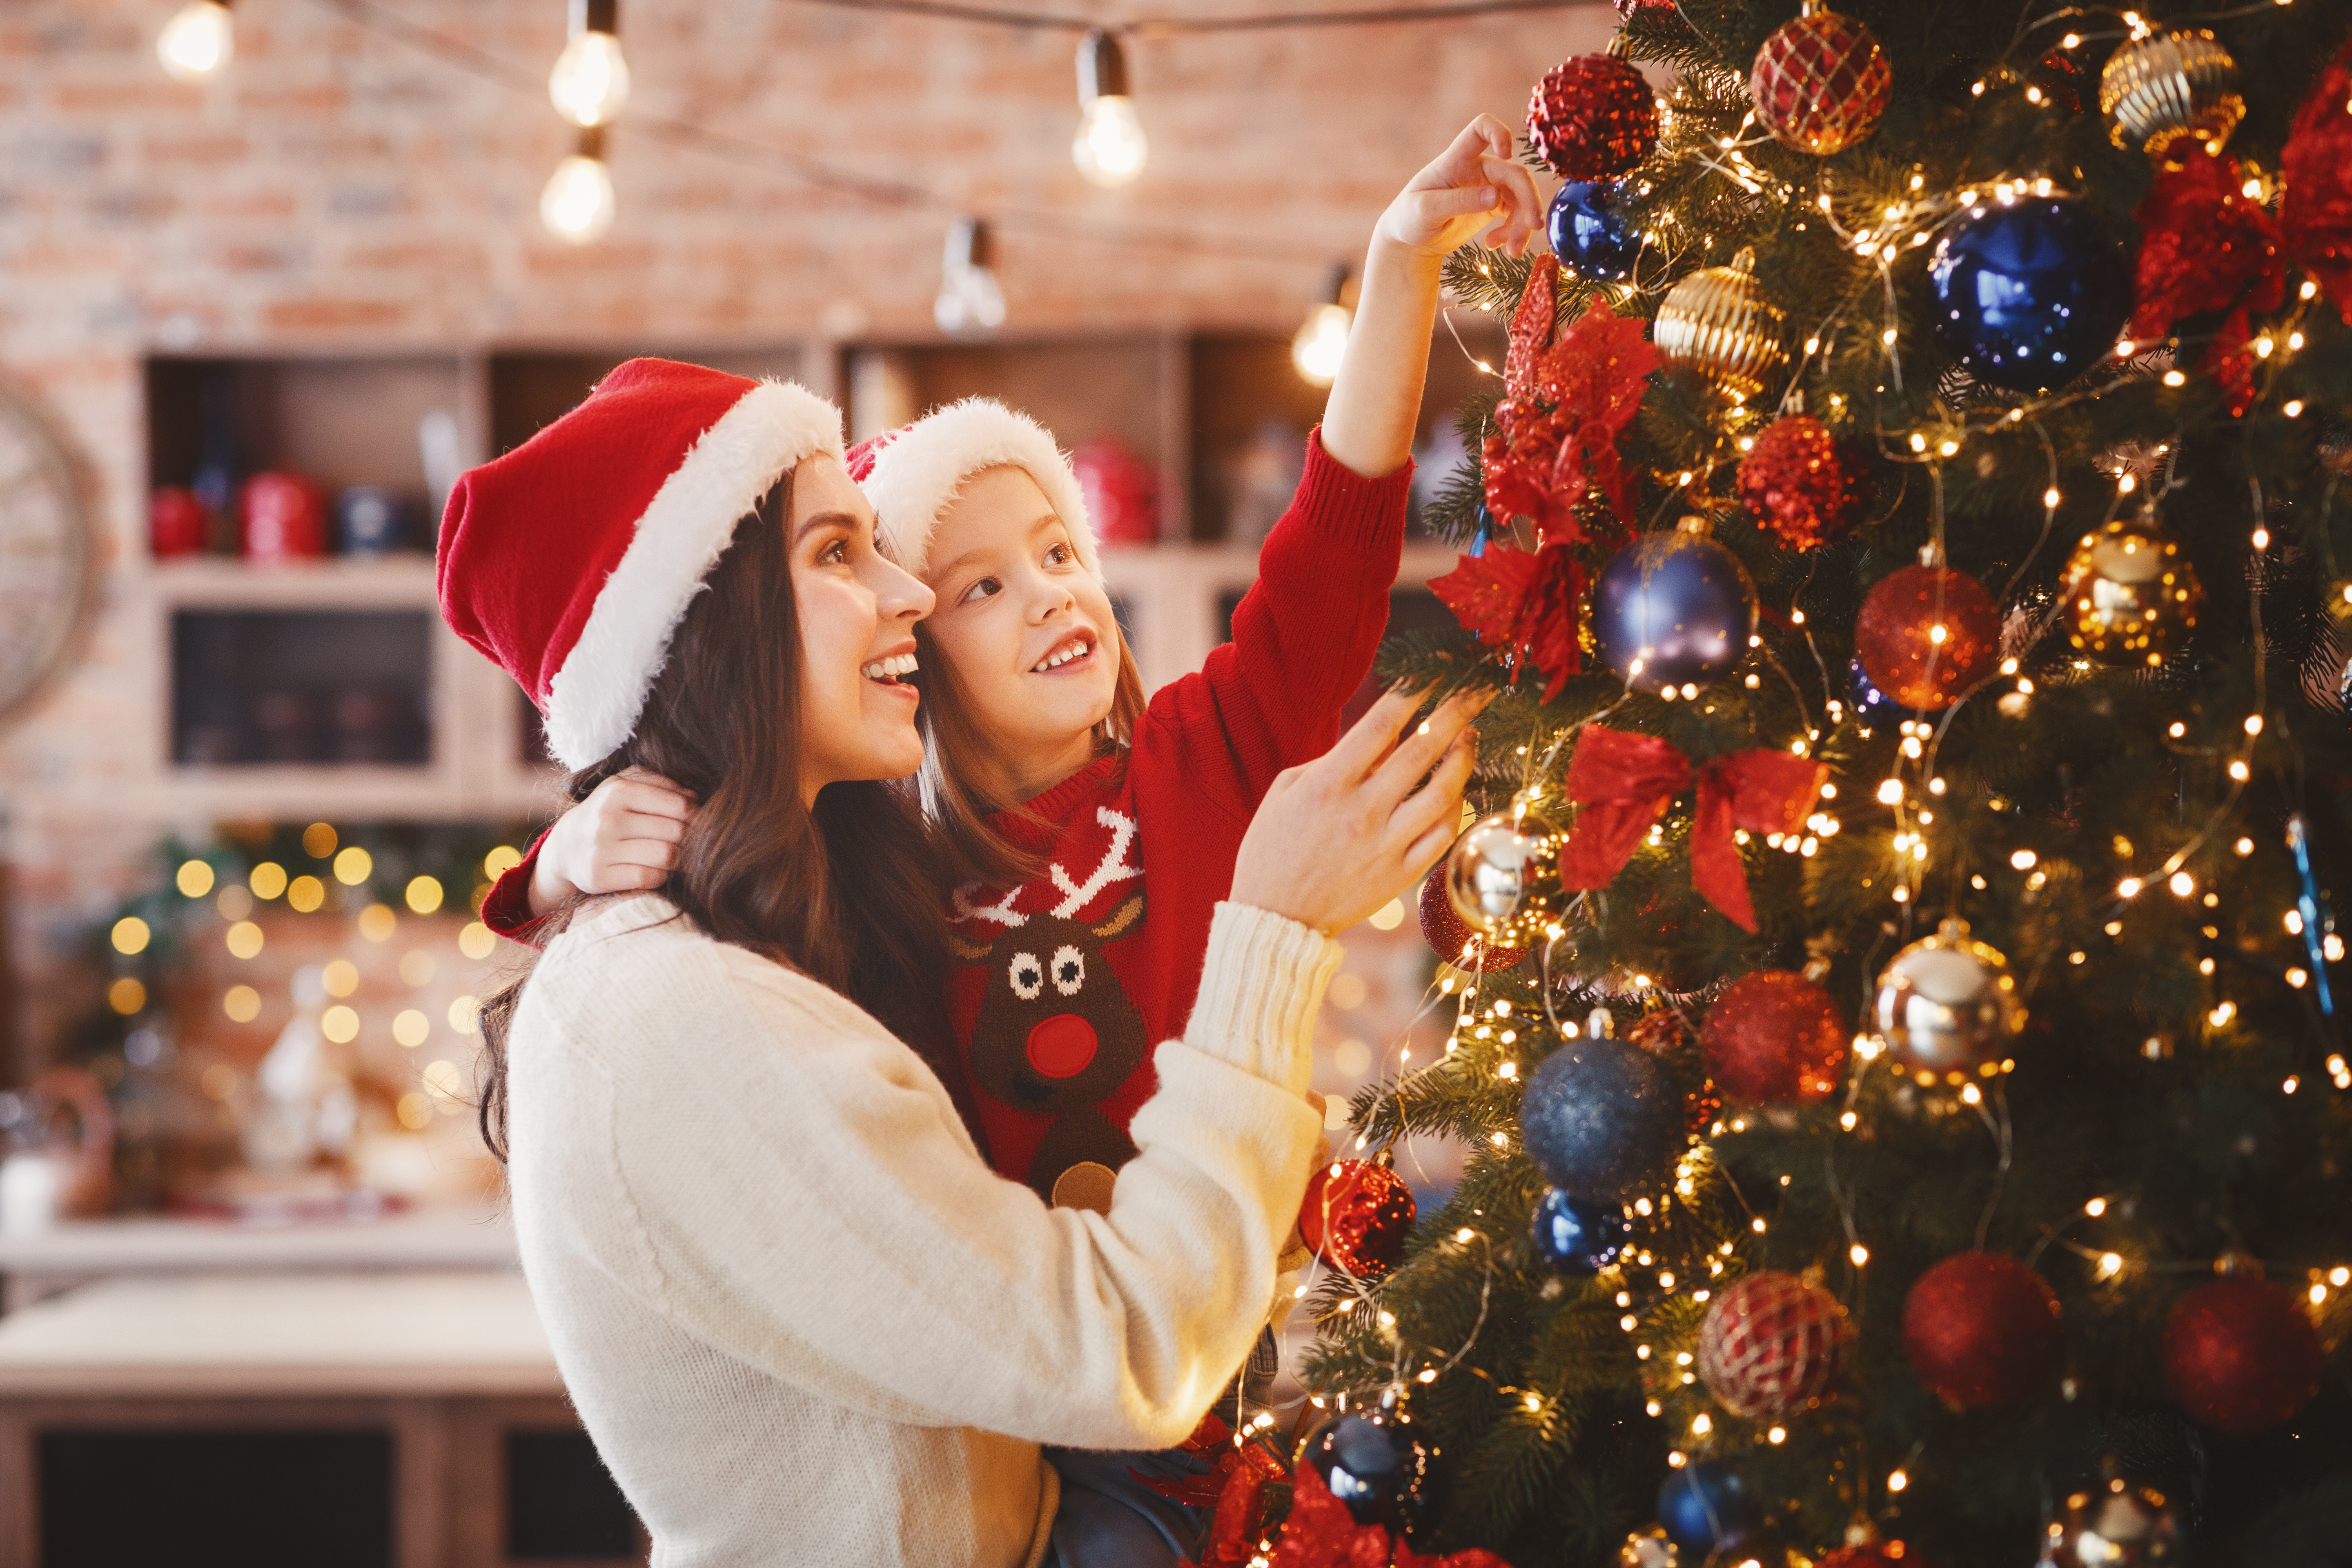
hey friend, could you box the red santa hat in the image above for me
[846,397,1095,580]
[437,357,844,771]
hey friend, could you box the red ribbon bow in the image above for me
[1558,725,1826,933]
[2131,39,2352,413]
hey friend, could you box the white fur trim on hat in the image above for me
[859,396,1095,580]
[543,379,844,770]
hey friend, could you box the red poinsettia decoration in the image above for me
[1261,1463,1514,1568]
[2132,39,2352,413]
[1481,263,1657,539]
[1142,1414,1292,1568]
[1427,539,1587,701]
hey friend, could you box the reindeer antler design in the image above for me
[951,881,1029,929]
[1048,808,1143,919]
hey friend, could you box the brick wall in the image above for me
[0,0,1614,1068]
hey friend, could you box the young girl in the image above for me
[485,116,1537,1210]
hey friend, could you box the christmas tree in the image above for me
[1276,2,2352,1565]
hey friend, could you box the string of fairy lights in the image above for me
[1256,0,2350,1540]
[148,0,1578,358]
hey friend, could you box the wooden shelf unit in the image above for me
[138,325,1498,819]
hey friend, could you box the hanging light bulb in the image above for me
[1291,264,1354,388]
[157,0,234,83]
[935,216,1007,335]
[548,0,630,128]
[1071,28,1147,188]
[541,127,616,244]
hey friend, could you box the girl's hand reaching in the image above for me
[527,767,698,916]
[1373,112,1544,262]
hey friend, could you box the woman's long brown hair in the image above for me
[474,473,967,1162]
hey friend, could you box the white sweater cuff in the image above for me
[1182,903,1342,1097]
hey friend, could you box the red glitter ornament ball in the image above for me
[1751,6,1892,156]
[1528,53,1659,181]
[1299,1159,1417,1278]
[1702,971,1848,1103]
[1736,414,1875,550]
[1696,1269,1851,1419]
[1902,1252,2063,1409]
[1418,871,1528,974]
[2163,1277,2323,1433]
[1854,564,2001,711]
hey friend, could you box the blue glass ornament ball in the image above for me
[1657,1461,1761,1555]
[1303,1409,1432,1532]
[1592,531,1760,695]
[1547,180,1642,284]
[1928,196,2132,393]
[1849,655,1923,726]
[1528,1187,1630,1274]
[1519,1039,1683,1201]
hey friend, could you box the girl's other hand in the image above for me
[1373,113,1543,261]
[1230,687,1487,936]
[528,767,698,915]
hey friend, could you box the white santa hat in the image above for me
[437,357,844,771]
[846,397,1096,580]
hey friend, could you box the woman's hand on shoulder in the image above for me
[528,767,699,915]
[1229,686,1487,935]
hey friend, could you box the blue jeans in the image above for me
[1042,1444,1212,1568]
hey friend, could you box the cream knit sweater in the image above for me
[505,894,1339,1568]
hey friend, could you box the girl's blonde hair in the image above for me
[914,620,1147,891]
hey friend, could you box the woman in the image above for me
[437,359,1478,1567]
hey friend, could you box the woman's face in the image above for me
[791,454,935,804]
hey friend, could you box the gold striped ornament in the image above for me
[2100,28,2244,160]
[1654,247,1787,401]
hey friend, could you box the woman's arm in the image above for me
[552,691,1479,1447]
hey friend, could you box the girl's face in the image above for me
[920,465,1123,793]
[790,454,935,804]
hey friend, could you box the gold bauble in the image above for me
[1654,246,1787,402]
[2100,28,2244,160]
[1443,808,1568,948]
[2059,512,2203,667]
[1871,916,2025,1083]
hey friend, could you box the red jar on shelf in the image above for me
[240,471,329,563]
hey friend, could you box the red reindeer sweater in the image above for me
[482,431,1410,1204]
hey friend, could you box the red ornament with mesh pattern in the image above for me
[1751,2,1892,156]
[1419,871,1528,974]
[1703,971,1849,1103]
[1737,414,1875,550]
[1528,53,1659,181]
[1854,563,2001,711]
[1299,1159,1417,1278]
[1902,1252,2063,1409]
[1697,1269,1851,1419]
[2163,1276,2323,1433]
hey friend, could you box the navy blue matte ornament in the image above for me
[1592,530,1760,695]
[1928,195,2132,392]
[1519,1039,1682,1201]
[1657,1461,1760,1555]
[1547,179,1641,283]
[1529,1187,1629,1273]
[1302,1408,1432,1533]
[1849,656,1923,726]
